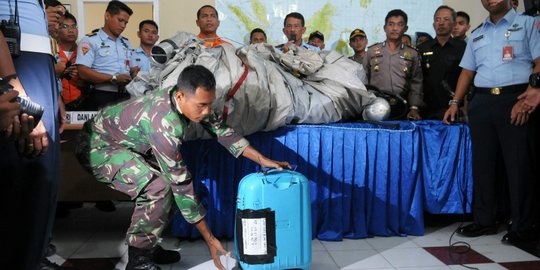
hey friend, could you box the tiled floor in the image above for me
[50,202,540,270]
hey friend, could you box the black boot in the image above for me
[126,246,161,270]
[152,245,181,264]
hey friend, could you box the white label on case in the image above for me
[242,218,267,255]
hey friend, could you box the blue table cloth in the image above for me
[171,121,472,241]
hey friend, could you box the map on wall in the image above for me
[216,0,443,55]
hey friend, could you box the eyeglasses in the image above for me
[60,24,78,30]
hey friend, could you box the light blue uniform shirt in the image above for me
[76,28,134,75]
[0,0,48,38]
[460,9,540,88]
[130,47,151,72]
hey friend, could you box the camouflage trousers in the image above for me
[88,144,207,248]
[90,147,174,249]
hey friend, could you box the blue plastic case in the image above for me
[235,170,312,270]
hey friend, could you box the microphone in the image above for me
[289,33,296,42]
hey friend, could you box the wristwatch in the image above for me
[111,75,117,84]
[530,72,540,88]
[448,99,459,106]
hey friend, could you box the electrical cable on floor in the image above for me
[447,148,479,270]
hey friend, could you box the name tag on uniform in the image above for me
[502,45,513,61]
[473,35,484,42]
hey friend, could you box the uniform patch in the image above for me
[536,21,540,29]
[473,35,484,42]
[81,46,89,55]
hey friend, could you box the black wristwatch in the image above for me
[530,72,540,88]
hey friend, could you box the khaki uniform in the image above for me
[363,42,423,107]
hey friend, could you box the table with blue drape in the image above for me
[171,120,472,241]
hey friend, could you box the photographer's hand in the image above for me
[0,90,20,133]
[16,116,48,157]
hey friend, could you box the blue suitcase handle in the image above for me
[257,164,298,174]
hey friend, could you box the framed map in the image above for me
[216,0,442,55]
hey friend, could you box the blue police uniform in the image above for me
[130,47,151,73]
[0,1,60,269]
[460,8,540,237]
[76,28,133,109]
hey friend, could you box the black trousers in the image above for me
[80,89,130,111]
[468,90,538,232]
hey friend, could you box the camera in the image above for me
[0,19,21,58]
[529,72,540,88]
[0,77,44,127]
[61,61,73,80]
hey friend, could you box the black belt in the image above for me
[475,83,528,95]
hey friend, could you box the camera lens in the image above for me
[17,96,44,127]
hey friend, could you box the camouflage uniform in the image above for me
[87,87,249,248]
[363,42,423,107]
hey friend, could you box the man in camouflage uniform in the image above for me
[84,65,290,270]
[363,9,423,120]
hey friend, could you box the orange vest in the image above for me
[197,33,231,48]
[58,44,81,104]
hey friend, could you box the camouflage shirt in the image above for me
[88,87,250,223]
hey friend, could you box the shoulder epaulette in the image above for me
[471,23,483,34]
[86,32,97,37]
[367,42,381,49]
[121,36,129,41]
[406,44,418,51]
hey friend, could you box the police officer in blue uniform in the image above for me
[130,19,159,76]
[444,0,540,245]
[76,0,134,110]
[1,1,61,269]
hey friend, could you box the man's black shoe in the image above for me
[40,258,78,270]
[127,246,161,270]
[152,245,181,264]
[501,230,539,245]
[457,223,497,237]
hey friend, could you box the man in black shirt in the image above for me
[418,5,466,119]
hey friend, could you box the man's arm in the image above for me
[241,145,291,170]
[78,65,131,85]
[443,68,475,124]
[407,52,424,120]
[0,32,48,154]
[518,58,540,113]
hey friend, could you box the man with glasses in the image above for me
[363,9,423,120]
[57,12,82,110]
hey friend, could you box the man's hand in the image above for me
[443,104,459,124]
[518,88,540,113]
[206,236,229,270]
[0,90,20,134]
[45,5,65,32]
[407,109,421,121]
[511,99,530,126]
[116,74,132,86]
[15,115,48,157]
[259,158,292,171]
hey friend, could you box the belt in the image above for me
[475,83,528,95]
